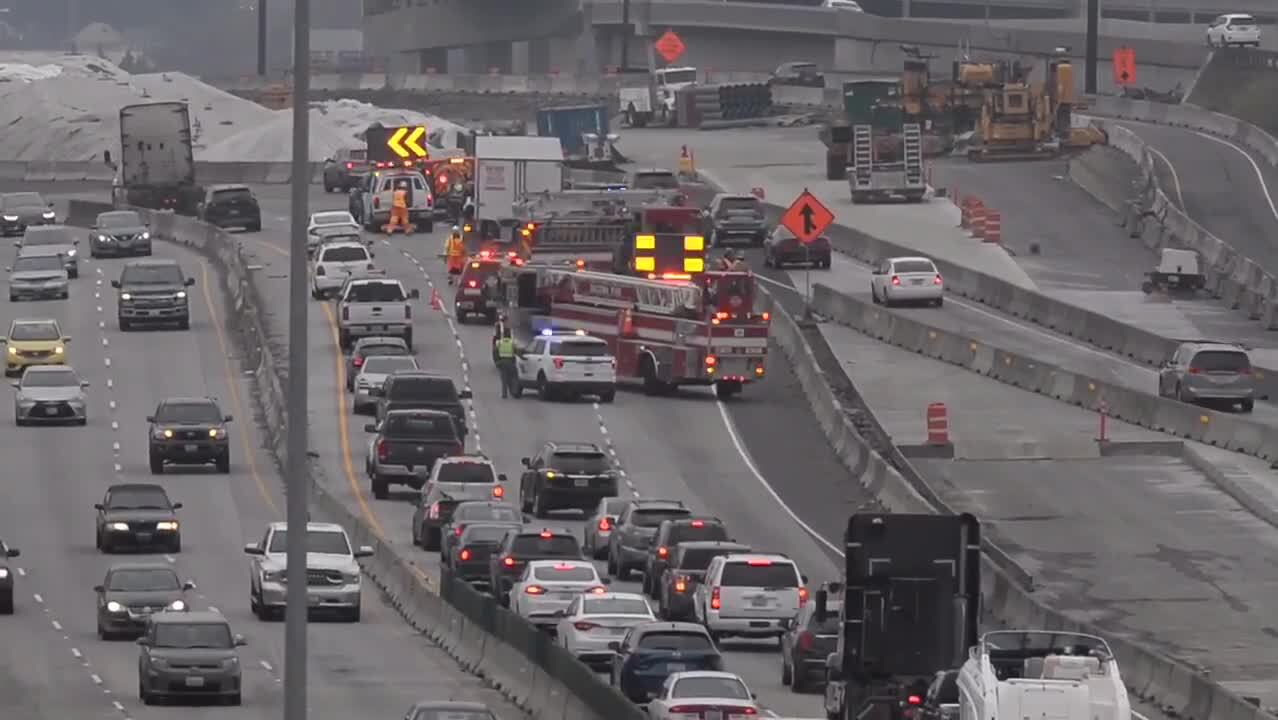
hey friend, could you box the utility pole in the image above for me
[1085,0,1098,93]
[285,0,310,718]
[257,0,268,76]
[620,0,630,72]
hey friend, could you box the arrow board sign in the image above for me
[780,190,834,245]
[364,125,429,162]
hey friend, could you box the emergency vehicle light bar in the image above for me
[539,328,588,336]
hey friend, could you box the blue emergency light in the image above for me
[539,328,588,337]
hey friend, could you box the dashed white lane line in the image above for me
[259,659,274,672]
[51,619,61,631]
[591,401,636,497]
[70,647,82,659]
[103,357,111,367]
[208,605,220,614]
[32,593,43,604]
[91,673,103,685]
[15,567,24,577]
[110,420,118,431]
[164,555,175,564]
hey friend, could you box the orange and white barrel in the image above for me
[983,211,1002,243]
[969,205,987,239]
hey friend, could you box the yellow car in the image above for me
[2,318,69,375]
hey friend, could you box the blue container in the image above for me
[536,105,609,157]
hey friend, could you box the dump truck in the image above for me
[107,102,203,215]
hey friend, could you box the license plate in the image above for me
[583,373,593,377]
[666,663,686,672]
[745,347,764,355]
[575,478,589,487]
[137,533,153,543]
[911,278,924,285]
[185,676,205,687]
[463,289,480,296]
[607,627,627,635]
[184,444,198,452]
[751,596,769,607]
[43,407,58,416]
[458,301,473,308]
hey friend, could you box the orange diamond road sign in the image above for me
[654,30,686,64]
[1112,47,1136,86]
[781,189,834,245]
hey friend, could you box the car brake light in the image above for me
[373,197,380,209]
[934,274,943,285]
[710,586,721,610]
[735,709,758,715]
[525,585,545,595]
[573,621,598,631]
[657,546,669,559]
[691,520,704,528]
[761,312,770,321]
[459,549,471,561]
[1187,367,1201,374]
[467,279,478,288]
[375,438,388,462]
[492,485,504,498]
[1238,367,1252,375]
[576,259,586,269]
[502,556,515,567]
[428,502,440,519]
[799,586,809,606]
[891,275,901,286]
[553,563,577,570]
[553,357,564,369]
[588,586,607,594]
[675,578,688,593]
[540,530,553,538]
[670,706,717,714]
[747,559,772,566]
[598,517,611,531]
[908,695,922,705]
[454,525,464,537]
[352,357,363,367]
[367,263,376,271]
[797,630,814,650]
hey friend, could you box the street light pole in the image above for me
[284,0,310,717]
[257,0,268,76]
[620,0,630,72]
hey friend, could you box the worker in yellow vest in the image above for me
[495,329,518,398]
[444,226,466,284]
[382,180,411,234]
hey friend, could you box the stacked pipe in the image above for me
[716,82,773,120]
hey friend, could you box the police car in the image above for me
[513,329,616,403]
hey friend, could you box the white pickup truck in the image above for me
[336,278,420,351]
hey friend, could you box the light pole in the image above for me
[258,0,268,76]
[284,0,310,717]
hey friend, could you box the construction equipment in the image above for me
[966,57,1104,161]
[821,77,948,181]
[849,122,927,203]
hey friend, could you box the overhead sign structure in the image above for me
[1112,47,1136,86]
[655,30,686,64]
[781,189,834,245]
[364,125,429,162]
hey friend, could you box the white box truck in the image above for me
[473,136,564,242]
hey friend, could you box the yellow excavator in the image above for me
[966,57,1106,161]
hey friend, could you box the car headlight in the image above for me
[106,601,124,613]
[109,522,129,531]
[42,211,55,219]
[7,347,15,355]
[2,215,16,221]
[209,428,225,439]
[18,400,34,409]
[161,429,173,439]
[0,568,8,579]
[150,657,169,669]
[65,249,76,257]
[168,600,187,611]
[141,232,150,240]
[176,291,187,299]
[156,521,178,531]
[53,346,62,355]
[120,293,132,301]
[97,235,109,242]
[344,572,361,584]
[263,570,285,583]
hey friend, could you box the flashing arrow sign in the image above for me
[387,126,428,158]
[780,189,834,245]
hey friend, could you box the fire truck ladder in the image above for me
[851,124,873,189]
[539,268,703,315]
[902,123,924,185]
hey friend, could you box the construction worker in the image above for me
[444,225,466,284]
[382,179,411,234]
[495,328,518,398]
[716,249,744,271]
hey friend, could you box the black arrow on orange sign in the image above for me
[799,203,817,235]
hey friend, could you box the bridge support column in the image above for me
[458,42,513,74]
[512,38,552,75]
[417,47,448,73]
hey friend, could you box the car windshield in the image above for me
[346,149,368,161]
[10,321,60,341]
[633,507,691,527]
[211,188,253,203]
[391,377,457,401]
[457,504,519,522]
[384,413,455,436]
[531,565,597,582]
[602,498,630,515]
[320,246,369,263]
[718,198,760,214]
[107,568,180,592]
[357,342,408,358]
[4,193,44,208]
[1191,350,1250,372]
[672,676,750,699]
[413,710,494,720]
[22,368,78,387]
[107,488,171,510]
[677,548,731,571]
[660,69,697,85]
[267,529,351,555]
[720,561,800,587]
[669,523,729,544]
[22,227,74,246]
[583,597,650,615]
[346,281,405,302]
[98,212,142,229]
[154,622,233,649]
[553,340,609,357]
[548,452,608,474]
[314,212,354,226]
[122,264,184,285]
[631,172,679,190]
[317,232,361,244]
[436,461,496,484]
[638,631,712,651]
[362,356,417,374]
[13,255,64,273]
[893,260,936,274]
[461,525,512,544]
[1232,15,1256,24]
[154,402,222,424]
[510,535,580,555]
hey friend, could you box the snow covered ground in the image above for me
[0,52,464,163]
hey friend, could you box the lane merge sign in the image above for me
[780,189,834,245]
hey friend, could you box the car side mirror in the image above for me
[324,158,333,163]
[94,584,105,593]
[607,641,621,651]
[224,415,233,422]
[234,634,247,646]
[5,548,18,558]
[409,289,421,299]
[458,389,472,399]
[182,581,196,590]
[814,589,828,623]
[243,543,264,555]
[136,637,151,646]
[73,239,79,245]
[61,337,70,343]
[363,423,378,433]
[369,251,375,258]
[498,473,507,482]
[111,280,121,288]
[172,502,183,509]
[3,267,9,272]
[11,241,19,247]
[802,574,809,584]
[80,381,90,388]
[145,415,155,423]
[521,457,530,467]
[185,278,195,286]
[601,578,612,585]
[355,545,375,558]
[94,503,104,510]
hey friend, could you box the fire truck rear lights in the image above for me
[507,250,518,258]
[470,262,481,269]
[635,234,656,250]
[761,312,770,321]
[705,355,716,366]
[715,312,729,320]
[574,329,586,336]
[661,272,691,280]
[755,366,765,376]
[450,157,466,164]
[467,280,478,288]
[345,162,353,169]
[907,695,922,705]
[683,235,705,251]
[502,556,515,566]
[520,229,531,238]
[576,259,586,269]
[684,257,705,273]
[464,224,473,232]
[635,257,656,273]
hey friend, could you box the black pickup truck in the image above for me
[374,371,472,440]
[364,409,464,499]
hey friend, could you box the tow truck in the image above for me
[501,230,768,399]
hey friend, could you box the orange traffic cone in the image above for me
[430,287,441,310]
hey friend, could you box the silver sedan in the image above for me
[7,251,69,301]
[352,355,419,414]
[13,364,88,425]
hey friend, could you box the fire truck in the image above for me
[501,248,768,399]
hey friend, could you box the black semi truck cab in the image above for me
[817,512,981,720]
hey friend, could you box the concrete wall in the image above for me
[364,0,580,57]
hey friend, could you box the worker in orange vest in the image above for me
[382,180,411,234]
[443,225,466,284]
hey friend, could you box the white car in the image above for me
[307,210,359,238]
[647,671,761,719]
[351,354,419,413]
[692,553,808,642]
[822,0,864,10]
[310,241,379,299]
[514,329,616,402]
[869,255,944,308]
[509,560,609,631]
[556,591,655,668]
[1206,14,1260,47]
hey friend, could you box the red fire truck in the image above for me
[503,265,769,398]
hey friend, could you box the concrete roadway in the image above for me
[235,183,873,717]
[0,199,521,719]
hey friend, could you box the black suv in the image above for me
[147,397,233,474]
[518,441,617,517]
[488,528,584,605]
[642,516,731,596]
[374,371,470,439]
[198,185,262,232]
[607,499,691,581]
[113,259,196,331]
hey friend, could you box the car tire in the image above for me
[423,528,441,551]
[934,296,943,307]
[403,330,414,352]
[616,558,633,582]
[98,621,111,640]
[139,679,153,705]
[169,537,181,554]
[119,319,132,332]
[76,417,86,426]
[14,415,24,427]
[7,293,15,302]
[149,452,164,475]
[600,389,616,403]
[781,657,793,686]
[247,221,261,232]
[537,374,553,401]
[607,549,618,577]
[371,476,389,500]
[177,316,190,331]
[347,605,361,623]
[226,692,242,706]
[339,331,352,351]
[422,220,434,233]
[0,589,13,615]
[1241,399,1255,413]
[61,291,70,300]
[532,488,551,518]
[216,453,231,474]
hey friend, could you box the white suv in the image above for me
[311,241,379,300]
[692,553,808,643]
[1206,14,1260,48]
[514,330,616,402]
